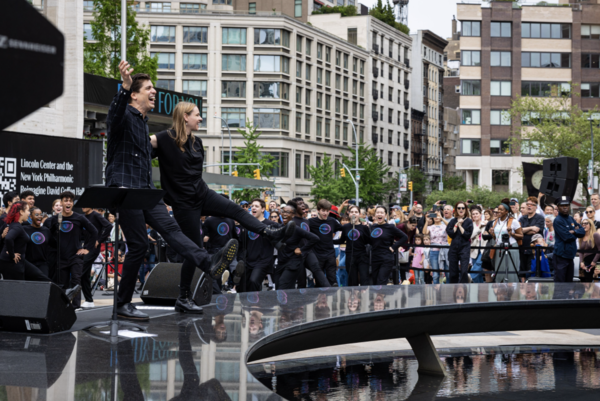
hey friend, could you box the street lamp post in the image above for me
[121,0,126,60]
[215,116,233,176]
[347,119,362,208]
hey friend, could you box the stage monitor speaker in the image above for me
[542,157,579,179]
[540,176,578,201]
[141,263,212,307]
[0,281,76,334]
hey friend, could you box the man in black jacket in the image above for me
[518,196,545,282]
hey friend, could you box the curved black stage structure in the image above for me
[0,283,599,400]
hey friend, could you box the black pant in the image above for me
[31,262,50,278]
[304,252,330,287]
[0,259,50,281]
[554,255,574,283]
[346,252,370,286]
[520,253,533,280]
[448,244,471,283]
[319,254,338,286]
[271,263,283,289]
[371,260,393,285]
[81,248,101,302]
[245,263,271,292]
[117,199,211,306]
[54,256,84,307]
[278,258,303,290]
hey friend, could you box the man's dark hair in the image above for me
[317,199,332,211]
[20,190,35,200]
[59,191,75,201]
[2,191,19,208]
[250,198,265,209]
[129,73,152,103]
[291,197,304,203]
[408,216,418,224]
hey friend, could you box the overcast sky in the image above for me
[359,0,460,40]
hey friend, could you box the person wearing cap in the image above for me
[240,200,249,211]
[553,196,585,282]
[518,196,545,282]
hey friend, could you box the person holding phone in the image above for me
[423,210,449,284]
[577,218,600,282]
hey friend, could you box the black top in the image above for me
[245,219,277,268]
[203,216,237,253]
[308,216,342,258]
[482,220,495,242]
[334,223,371,255]
[84,211,113,246]
[154,130,209,209]
[519,213,546,254]
[44,213,98,261]
[0,223,29,262]
[106,88,154,189]
[23,225,51,265]
[368,223,408,263]
[446,218,474,247]
[413,215,426,233]
[279,219,319,263]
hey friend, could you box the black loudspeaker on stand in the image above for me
[540,157,579,200]
[141,263,212,307]
[75,186,165,340]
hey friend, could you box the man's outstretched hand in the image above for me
[119,60,134,91]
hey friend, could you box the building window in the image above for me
[490,110,511,126]
[305,116,311,134]
[296,114,302,133]
[492,170,509,191]
[491,22,511,38]
[360,82,364,96]
[222,28,247,45]
[306,64,311,81]
[296,35,302,52]
[146,2,171,12]
[522,52,570,68]
[254,55,289,73]
[325,71,331,86]
[221,81,246,98]
[156,79,174,91]
[521,140,540,156]
[343,77,348,92]
[221,107,246,128]
[461,21,481,37]
[336,51,341,66]
[325,119,331,138]
[296,87,302,103]
[582,54,600,69]
[582,83,600,98]
[490,81,511,96]
[582,25,600,39]
[254,82,288,99]
[296,61,302,78]
[306,89,311,106]
[264,152,289,177]
[183,53,208,70]
[317,43,322,59]
[306,39,312,56]
[222,54,246,71]
[317,92,322,108]
[461,139,481,155]
[249,2,256,14]
[83,23,94,40]
[295,154,301,179]
[182,80,207,97]
[304,155,310,178]
[521,81,570,97]
[335,124,340,140]
[181,3,203,13]
[348,28,357,45]
[461,80,481,96]
[522,23,570,39]
[213,0,233,4]
[317,117,322,137]
[151,52,175,69]
[335,74,341,90]
[360,60,365,74]
[461,109,480,125]
[461,50,481,66]
[360,104,364,118]
[491,51,511,67]
[183,27,208,43]
[254,29,289,46]
[253,108,288,129]
[295,0,302,18]
[150,26,175,42]
[317,68,323,84]
[490,140,510,155]
[343,53,349,69]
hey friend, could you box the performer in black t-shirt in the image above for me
[150,102,295,310]
[369,206,408,285]
[334,205,371,286]
[22,206,52,277]
[308,199,343,286]
[203,206,239,294]
[44,191,98,308]
[80,207,113,307]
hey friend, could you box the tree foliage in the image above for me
[230,121,277,202]
[311,5,357,17]
[442,175,467,191]
[369,0,410,35]
[84,0,158,82]
[425,186,523,210]
[307,154,345,205]
[505,85,600,201]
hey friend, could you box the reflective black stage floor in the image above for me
[0,283,599,400]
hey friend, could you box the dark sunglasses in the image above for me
[583,222,590,225]
[457,207,466,210]
[587,210,595,214]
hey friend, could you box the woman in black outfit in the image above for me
[150,102,294,311]
[369,206,408,285]
[446,201,474,283]
[335,205,371,286]
[22,206,52,277]
[277,201,319,290]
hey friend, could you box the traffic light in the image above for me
[408,181,413,191]
[232,170,238,177]
[253,169,261,180]
[340,168,346,177]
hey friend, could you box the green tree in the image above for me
[230,121,277,202]
[505,85,600,202]
[84,0,158,81]
[442,175,467,191]
[307,153,345,205]
[425,186,524,210]
[369,0,410,35]
[311,4,357,17]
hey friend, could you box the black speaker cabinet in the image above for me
[0,281,76,334]
[540,176,578,201]
[141,263,212,307]
[543,157,579,179]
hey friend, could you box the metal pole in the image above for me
[121,0,126,61]
[347,119,359,208]
[592,118,594,190]
[214,116,232,176]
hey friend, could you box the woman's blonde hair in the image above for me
[171,101,198,152]
[583,218,596,248]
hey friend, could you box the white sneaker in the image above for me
[81,301,95,308]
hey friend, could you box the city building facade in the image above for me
[456,0,600,193]
[410,30,448,189]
